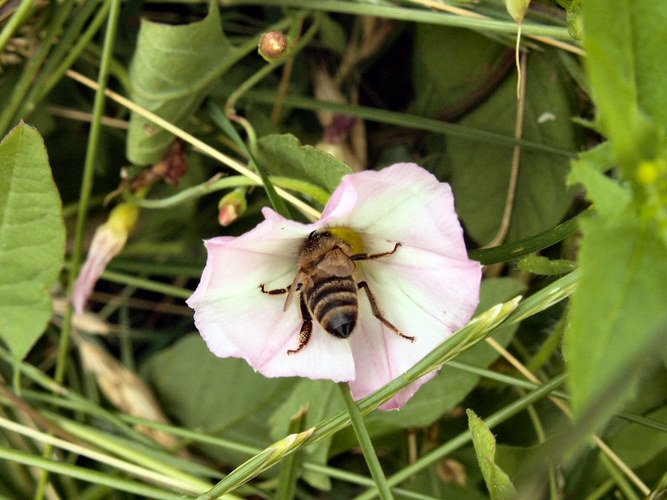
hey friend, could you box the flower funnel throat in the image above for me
[187,163,482,409]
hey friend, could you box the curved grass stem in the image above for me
[338,383,393,500]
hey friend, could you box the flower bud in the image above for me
[71,203,140,313]
[505,0,531,23]
[258,31,290,61]
[218,189,247,226]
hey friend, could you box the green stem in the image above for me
[34,3,122,498]
[352,374,567,500]
[468,210,588,264]
[338,383,393,500]
[0,445,187,500]
[224,11,321,114]
[0,0,36,54]
[223,0,573,39]
[23,1,111,113]
[0,0,79,134]
[126,174,329,209]
[245,91,576,158]
[207,101,292,218]
[57,0,121,383]
[275,407,307,500]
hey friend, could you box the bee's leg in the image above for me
[350,242,401,262]
[259,284,289,295]
[358,281,415,342]
[287,294,313,355]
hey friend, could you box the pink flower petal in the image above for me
[323,163,468,259]
[187,211,356,382]
[188,163,481,410]
[346,243,480,409]
[72,226,127,314]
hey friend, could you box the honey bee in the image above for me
[260,229,415,354]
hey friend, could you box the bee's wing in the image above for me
[283,271,307,311]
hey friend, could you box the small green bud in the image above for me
[505,0,531,23]
[263,428,315,469]
[218,188,247,226]
[107,202,140,233]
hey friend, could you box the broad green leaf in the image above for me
[563,204,667,418]
[269,379,343,490]
[126,2,239,165]
[0,123,64,360]
[141,334,294,464]
[594,406,667,482]
[362,278,526,431]
[582,0,667,171]
[412,26,508,115]
[255,133,352,195]
[569,158,631,217]
[445,50,578,245]
[467,409,516,500]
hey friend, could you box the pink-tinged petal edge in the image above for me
[322,163,468,259]
[346,243,481,409]
[186,208,358,383]
[72,226,127,314]
[188,163,481,410]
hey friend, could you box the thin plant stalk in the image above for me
[338,383,394,500]
[0,0,78,134]
[36,2,123,498]
[0,0,36,54]
[65,69,321,220]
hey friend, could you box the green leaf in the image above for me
[141,335,294,464]
[412,26,508,115]
[581,0,667,171]
[445,50,578,245]
[0,123,65,360]
[126,2,239,165]
[255,133,353,195]
[467,409,516,500]
[594,406,667,481]
[563,207,667,420]
[569,157,631,218]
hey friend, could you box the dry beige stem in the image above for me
[52,297,111,336]
[75,335,185,454]
[437,458,468,487]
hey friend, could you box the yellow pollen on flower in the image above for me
[327,226,365,254]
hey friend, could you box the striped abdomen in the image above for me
[305,275,358,338]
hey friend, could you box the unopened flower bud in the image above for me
[505,0,531,23]
[218,189,247,226]
[72,203,140,313]
[315,140,346,163]
[258,31,290,61]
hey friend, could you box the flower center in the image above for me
[326,226,364,254]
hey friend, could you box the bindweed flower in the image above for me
[72,203,139,314]
[187,163,481,409]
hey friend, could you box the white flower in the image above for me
[187,163,481,409]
